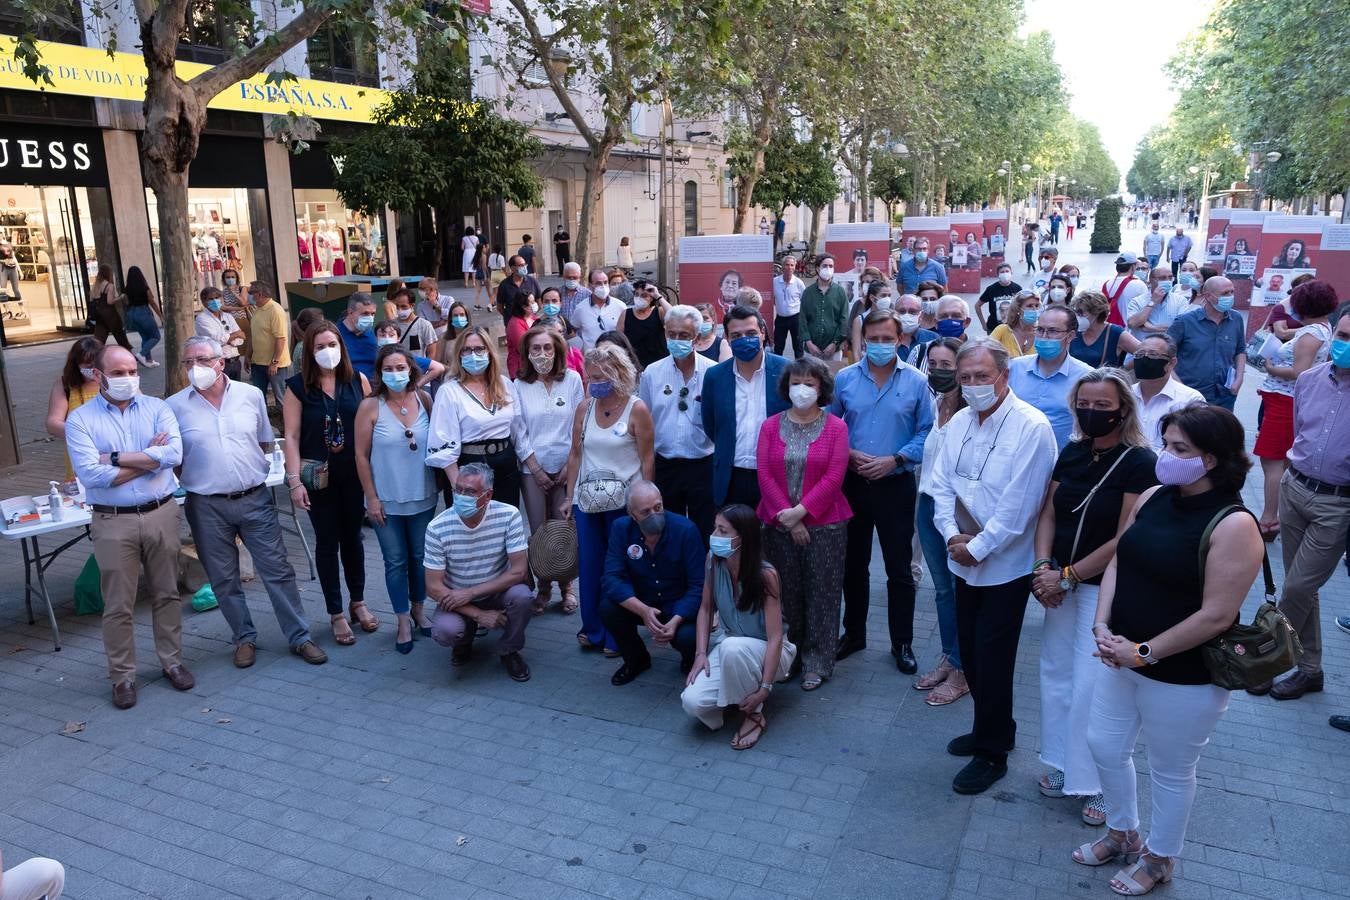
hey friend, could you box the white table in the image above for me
[1,464,313,651]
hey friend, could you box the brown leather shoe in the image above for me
[452,644,473,667]
[162,665,196,691]
[290,640,328,665]
[233,642,257,669]
[1271,670,1324,700]
[112,680,137,709]
[502,651,531,682]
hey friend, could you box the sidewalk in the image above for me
[0,227,1346,899]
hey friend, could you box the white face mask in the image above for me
[592,284,610,300]
[395,308,412,320]
[1076,315,1092,334]
[634,297,649,310]
[787,384,818,410]
[564,279,578,290]
[874,297,893,311]
[898,313,920,334]
[920,299,938,317]
[961,383,999,413]
[314,345,342,370]
[189,364,219,391]
[104,375,140,401]
[817,265,834,280]
[79,366,97,381]
[998,272,1012,285]
[1049,287,1067,302]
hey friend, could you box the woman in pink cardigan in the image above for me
[756,356,853,690]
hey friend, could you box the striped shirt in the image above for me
[424,501,527,589]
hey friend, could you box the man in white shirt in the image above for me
[638,305,715,539]
[1129,334,1205,450]
[1101,252,1148,328]
[168,336,328,670]
[930,338,1057,795]
[194,287,245,380]
[771,255,806,358]
[1126,267,1190,341]
[571,279,627,351]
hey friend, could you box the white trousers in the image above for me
[1,857,65,900]
[681,636,796,730]
[1087,666,1229,858]
[1039,583,1104,795]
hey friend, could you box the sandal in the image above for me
[925,670,969,706]
[1110,853,1173,896]
[1039,769,1066,798]
[532,584,552,616]
[914,655,954,691]
[1072,829,1141,867]
[577,632,597,650]
[801,673,824,691]
[731,711,767,750]
[1082,793,1107,826]
[561,585,579,615]
[349,601,379,633]
[330,614,356,646]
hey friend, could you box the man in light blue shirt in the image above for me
[65,345,189,710]
[829,308,934,672]
[168,336,327,670]
[898,237,949,293]
[1007,306,1093,450]
[1142,222,1164,270]
[1166,226,1194,281]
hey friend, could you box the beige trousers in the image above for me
[91,500,183,682]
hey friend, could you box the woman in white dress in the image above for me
[461,226,481,289]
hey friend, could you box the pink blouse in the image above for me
[756,412,852,527]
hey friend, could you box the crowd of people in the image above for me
[37,233,1350,897]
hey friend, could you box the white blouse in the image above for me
[426,376,525,468]
[513,370,584,474]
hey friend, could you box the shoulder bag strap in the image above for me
[1198,504,1276,598]
[1065,447,1135,565]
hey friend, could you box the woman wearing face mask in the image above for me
[219,266,247,317]
[427,326,524,512]
[1045,273,1075,307]
[990,290,1040,357]
[1070,291,1141,369]
[979,264,1023,332]
[503,290,539,379]
[913,337,970,706]
[46,336,104,481]
[914,280,945,332]
[283,322,374,646]
[537,310,586,378]
[514,324,585,614]
[617,281,670,370]
[354,344,438,653]
[683,503,796,750]
[1031,370,1157,828]
[1074,404,1261,897]
[373,322,447,387]
[694,303,732,361]
[847,280,895,361]
[755,357,851,692]
[431,301,473,370]
[562,343,655,654]
[194,287,245,380]
[391,288,437,356]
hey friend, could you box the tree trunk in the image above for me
[807,204,823,253]
[856,126,873,222]
[576,140,617,271]
[734,114,775,234]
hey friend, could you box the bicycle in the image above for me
[773,241,817,278]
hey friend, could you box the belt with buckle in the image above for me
[92,494,174,515]
[202,483,265,501]
[461,439,512,457]
[1291,468,1350,498]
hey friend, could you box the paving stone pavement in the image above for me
[1,226,1347,899]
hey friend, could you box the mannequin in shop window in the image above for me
[0,229,22,305]
[313,221,332,275]
[297,218,314,279]
[329,219,347,276]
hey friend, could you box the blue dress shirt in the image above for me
[602,512,706,620]
[898,258,949,293]
[1007,353,1094,450]
[65,393,182,506]
[829,359,934,472]
[338,318,378,381]
[1166,308,1245,403]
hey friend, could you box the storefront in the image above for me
[289,144,390,278]
[0,122,120,343]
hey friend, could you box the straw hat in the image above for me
[528,519,578,583]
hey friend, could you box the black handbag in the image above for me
[1196,505,1301,690]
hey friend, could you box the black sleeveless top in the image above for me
[285,373,363,471]
[623,307,667,369]
[1110,486,1243,685]
[698,335,723,361]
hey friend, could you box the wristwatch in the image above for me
[1136,642,1159,665]
[1058,565,1078,592]
[759,681,774,693]
[893,453,905,470]
[110,451,120,467]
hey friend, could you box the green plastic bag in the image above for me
[191,584,218,612]
[74,554,103,615]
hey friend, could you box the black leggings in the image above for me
[307,462,366,615]
[444,446,521,511]
[90,303,132,351]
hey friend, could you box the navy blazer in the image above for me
[700,352,791,505]
[601,512,705,620]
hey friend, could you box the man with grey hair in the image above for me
[600,479,705,685]
[337,292,379,381]
[638,304,716,539]
[559,261,590,321]
[167,336,327,669]
[424,463,533,681]
[929,338,1056,795]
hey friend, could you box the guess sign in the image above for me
[0,126,107,187]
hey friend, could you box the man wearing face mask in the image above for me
[934,296,972,343]
[638,305,715,539]
[929,339,1057,794]
[247,281,290,407]
[1142,221,1164,270]
[1007,306,1093,451]
[1131,334,1205,450]
[898,238,948,294]
[894,294,938,367]
[1166,226,1193,281]
[337,293,380,381]
[558,261,590,321]
[423,464,533,681]
[497,254,542,324]
[829,309,934,670]
[65,345,189,710]
[702,306,791,508]
[194,286,244,380]
[1030,246,1058,297]
[391,288,437,355]
[1100,253,1149,328]
[979,263,1023,333]
[1167,275,1246,410]
[1126,267,1187,341]
[800,254,849,361]
[599,480,705,685]
[414,277,451,339]
[168,337,327,670]
[572,270,627,351]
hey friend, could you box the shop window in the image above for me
[293,191,389,277]
[177,0,254,64]
[0,0,84,45]
[683,180,699,236]
[144,187,271,295]
[307,22,379,88]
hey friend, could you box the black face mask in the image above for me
[928,369,958,394]
[1076,407,1123,439]
[1133,356,1168,380]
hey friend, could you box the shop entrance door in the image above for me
[0,184,97,342]
[51,187,92,330]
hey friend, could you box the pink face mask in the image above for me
[1155,449,1209,486]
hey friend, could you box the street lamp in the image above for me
[996,167,1009,205]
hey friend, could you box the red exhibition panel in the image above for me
[947,213,984,294]
[824,222,891,305]
[981,209,1010,277]
[677,234,776,337]
[1203,208,1233,268]
[899,215,952,291]
[1248,214,1335,338]
[1219,209,1267,312]
[1315,224,1350,303]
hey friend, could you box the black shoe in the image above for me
[1271,670,1324,700]
[611,660,651,686]
[501,652,531,682]
[835,634,866,661]
[452,644,473,667]
[1330,715,1350,733]
[953,758,1008,795]
[947,733,976,757]
[1246,679,1273,696]
[893,644,917,675]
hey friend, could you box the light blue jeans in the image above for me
[372,505,436,615]
[126,305,160,360]
[916,492,961,670]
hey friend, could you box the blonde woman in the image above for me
[989,289,1040,357]
[1031,369,1157,826]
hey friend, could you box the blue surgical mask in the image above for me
[515,266,528,277]
[666,338,694,359]
[709,535,737,558]
[206,299,222,312]
[377,336,398,347]
[935,318,966,338]
[730,335,762,362]
[1179,273,1197,289]
[1157,281,1174,294]
[451,315,468,328]
[1034,337,1063,360]
[914,251,928,263]
[356,314,375,333]
[1329,339,1350,368]
[588,379,613,399]
[1022,308,1040,325]
[542,303,561,317]
[698,321,713,336]
[865,341,897,366]
[460,351,489,374]
[452,492,481,519]
[381,370,410,392]
[1215,293,1235,313]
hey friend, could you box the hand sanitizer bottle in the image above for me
[48,481,64,522]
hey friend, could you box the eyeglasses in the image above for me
[404,428,418,452]
[182,357,221,366]
[954,414,1011,481]
[1033,327,1069,338]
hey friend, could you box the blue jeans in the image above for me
[249,363,287,407]
[916,492,961,670]
[574,504,623,651]
[125,305,160,360]
[372,505,436,615]
[1146,254,1160,270]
